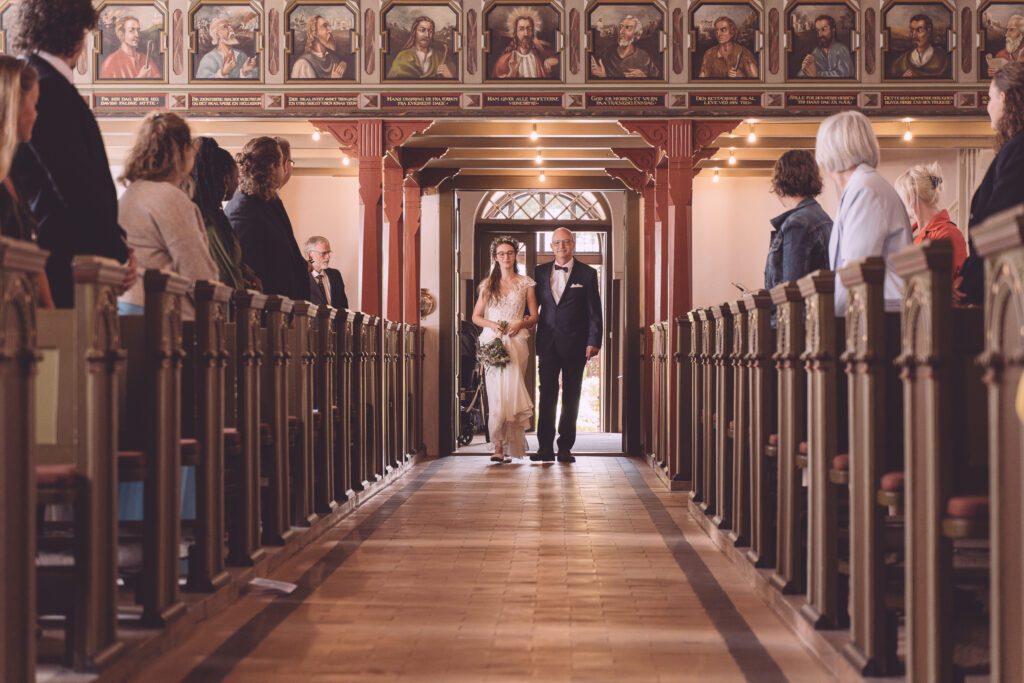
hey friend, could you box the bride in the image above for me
[471,236,539,463]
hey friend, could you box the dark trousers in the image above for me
[537,349,586,452]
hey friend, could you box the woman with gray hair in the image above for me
[815,110,911,315]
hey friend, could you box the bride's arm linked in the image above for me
[471,286,503,332]
[508,282,539,336]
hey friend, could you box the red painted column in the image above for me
[384,156,405,322]
[655,165,669,322]
[403,175,422,327]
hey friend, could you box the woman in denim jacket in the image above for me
[764,150,833,316]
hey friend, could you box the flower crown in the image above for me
[490,235,520,256]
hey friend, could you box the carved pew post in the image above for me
[729,299,749,546]
[228,290,266,566]
[368,316,383,482]
[712,304,734,529]
[798,270,843,628]
[687,309,704,504]
[973,206,1024,683]
[333,312,352,501]
[770,282,806,594]
[697,307,716,516]
[287,302,318,525]
[673,316,693,486]
[744,289,775,567]
[648,323,660,467]
[658,321,670,473]
[838,258,900,674]
[891,241,957,683]
[261,296,295,544]
[0,238,47,683]
[314,305,337,512]
[351,312,368,490]
[403,324,416,460]
[189,281,232,591]
[385,320,401,472]
[141,270,189,625]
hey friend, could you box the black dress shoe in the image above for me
[557,452,575,463]
[531,448,555,462]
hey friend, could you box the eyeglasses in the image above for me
[550,239,573,247]
[494,250,516,257]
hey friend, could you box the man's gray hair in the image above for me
[304,235,328,253]
[209,17,229,45]
[552,227,576,242]
[621,15,643,39]
[815,110,880,173]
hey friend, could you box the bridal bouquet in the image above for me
[478,337,511,370]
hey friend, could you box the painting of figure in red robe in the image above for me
[96,4,165,81]
[486,4,561,80]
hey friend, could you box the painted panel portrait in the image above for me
[287,4,356,81]
[0,2,20,55]
[588,3,664,81]
[383,3,458,80]
[95,4,165,81]
[981,3,1024,77]
[883,2,952,79]
[786,4,855,79]
[485,3,561,80]
[191,3,261,80]
[691,3,760,79]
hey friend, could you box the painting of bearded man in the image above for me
[385,14,457,79]
[590,14,661,79]
[490,6,560,79]
[884,6,951,79]
[289,10,355,80]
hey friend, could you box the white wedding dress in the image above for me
[479,276,536,457]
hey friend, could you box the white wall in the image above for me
[419,192,442,456]
[278,175,361,308]
[691,147,983,308]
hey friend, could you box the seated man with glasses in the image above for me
[305,236,348,311]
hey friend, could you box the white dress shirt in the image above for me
[313,269,332,303]
[828,164,912,316]
[512,50,539,78]
[37,51,74,83]
[550,258,573,303]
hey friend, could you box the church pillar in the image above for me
[384,157,405,321]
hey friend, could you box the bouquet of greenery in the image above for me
[478,322,511,369]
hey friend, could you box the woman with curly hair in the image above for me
[958,61,1024,305]
[471,235,538,462]
[116,111,218,318]
[225,136,309,300]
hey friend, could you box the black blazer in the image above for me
[959,131,1024,305]
[309,267,348,311]
[11,55,128,307]
[534,259,603,357]
[225,191,310,302]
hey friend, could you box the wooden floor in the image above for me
[454,432,625,455]
[135,457,832,682]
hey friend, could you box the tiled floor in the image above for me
[138,457,832,682]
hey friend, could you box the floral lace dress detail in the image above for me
[478,276,536,457]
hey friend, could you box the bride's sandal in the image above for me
[490,453,505,463]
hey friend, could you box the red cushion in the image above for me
[260,422,273,441]
[223,428,241,449]
[117,451,145,481]
[832,454,849,471]
[768,433,778,446]
[180,438,201,465]
[880,471,904,492]
[798,441,808,455]
[287,415,300,428]
[946,496,989,519]
[36,464,77,486]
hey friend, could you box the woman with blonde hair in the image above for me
[116,111,218,317]
[815,110,912,315]
[894,162,967,282]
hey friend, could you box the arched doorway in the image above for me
[454,189,622,454]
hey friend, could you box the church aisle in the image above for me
[139,457,831,682]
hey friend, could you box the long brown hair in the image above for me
[120,112,192,186]
[479,235,519,303]
[994,62,1024,150]
[0,56,37,181]
[236,136,281,200]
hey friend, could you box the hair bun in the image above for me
[930,175,942,189]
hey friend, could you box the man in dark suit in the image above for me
[11,0,135,308]
[532,228,602,463]
[305,236,348,310]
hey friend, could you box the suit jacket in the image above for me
[534,259,602,358]
[12,55,128,307]
[309,267,348,311]
[225,191,310,302]
[959,131,1024,305]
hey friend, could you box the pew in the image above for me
[287,301,318,525]
[687,309,704,506]
[973,205,1024,683]
[729,299,749,546]
[1,238,48,683]
[836,258,901,674]
[697,307,716,516]
[798,270,846,629]
[385,320,403,472]
[673,316,693,487]
[743,290,775,568]
[712,304,734,529]
[313,305,337,512]
[334,311,355,503]
[892,240,988,682]
[364,315,383,483]
[770,282,806,594]
[261,295,296,544]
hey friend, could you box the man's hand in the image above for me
[902,68,915,78]
[437,63,453,78]
[543,57,559,70]
[241,55,257,77]
[331,61,348,79]
[590,56,606,78]
[138,62,157,78]
[801,54,816,77]
[624,68,646,78]
[585,345,599,361]
[122,249,139,294]
[220,50,237,77]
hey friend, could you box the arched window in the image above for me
[479,191,608,222]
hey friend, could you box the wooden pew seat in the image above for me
[876,471,904,511]
[180,438,201,468]
[943,496,989,540]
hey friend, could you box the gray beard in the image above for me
[1008,35,1022,54]
[618,38,633,48]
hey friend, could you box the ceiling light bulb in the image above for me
[903,123,913,142]
[538,170,546,182]
[529,124,539,142]
[535,149,543,165]
[728,149,737,166]
[746,124,757,143]
[342,154,350,167]
[712,169,720,183]
[312,129,321,142]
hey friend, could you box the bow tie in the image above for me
[553,264,569,272]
